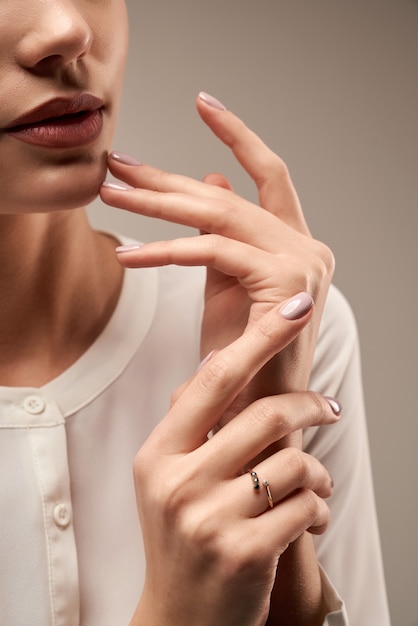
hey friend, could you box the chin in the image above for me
[3,148,109,214]
[45,155,109,212]
[0,117,118,214]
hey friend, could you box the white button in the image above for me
[23,395,46,415]
[53,503,71,528]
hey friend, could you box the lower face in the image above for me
[0,0,129,215]
[0,107,118,214]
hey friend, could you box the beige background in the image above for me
[88,1,418,623]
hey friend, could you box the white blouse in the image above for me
[0,237,390,625]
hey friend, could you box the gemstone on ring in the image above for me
[249,470,260,491]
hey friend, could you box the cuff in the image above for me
[319,565,349,625]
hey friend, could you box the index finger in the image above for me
[196,92,310,235]
[150,292,314,455]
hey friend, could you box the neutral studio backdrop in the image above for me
[88,1,418,623]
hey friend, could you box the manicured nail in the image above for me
[280,292,314,320]
[324,396,342,416]
[198,91,227,111]
[196,350,216,372]
[115,243,143,253]
[110,151,142,166]
[102,181,133,191]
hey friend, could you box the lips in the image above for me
[4,94,105,149]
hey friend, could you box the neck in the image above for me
[0,209,123,387]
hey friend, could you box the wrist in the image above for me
[267,533,327,626]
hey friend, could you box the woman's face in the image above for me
[0,0,129,214]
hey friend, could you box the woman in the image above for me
[0,1,389,624]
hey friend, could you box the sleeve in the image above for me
[304,285,391,624]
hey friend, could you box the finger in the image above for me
[201,392,340,478]
[169,350,219,409]
[202,172,233,191]
[114,234,312,318]
[115,234,274,284]
[114,234,269,275]
[147,293,314,454]
[106,152,228,200]
[251,488,331,552]
[239,449,333,519]
[200,174,234,286]
[101,180,300,254]
[196,92,310,234]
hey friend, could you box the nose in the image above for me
[16,1,93,71]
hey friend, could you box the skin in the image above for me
[1,1,337,624]
[0,0,127,385]
[128,304,338,626]
[103,100,336,623]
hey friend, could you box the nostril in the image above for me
[16,17,92,71]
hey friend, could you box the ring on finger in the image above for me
[248,470,274,509]
[263,479,274,509]
[249,470,261,491]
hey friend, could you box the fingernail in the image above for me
[198,91,227,111]
[110,151,142,166]
[280,292,314,320]
[115,243,143,253]
[102,181,133,191]
[324,396,342,416]
[196,349,216,372]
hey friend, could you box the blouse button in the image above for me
[23,395,46,415]
[53,503,71,528]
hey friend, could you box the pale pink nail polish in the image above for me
[110,151,142,166]
[196,350,216,372]
[198,92,227,111]
[115,243,143,253]
[102,181,133,191]
[280,292,314,320]
[324,396,342,416]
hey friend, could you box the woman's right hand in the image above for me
[130,294,339,626]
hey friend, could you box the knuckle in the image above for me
[319,242,336,275]
[290,240,335,294]
[250,398,278,431]
[197,356,233,394]
[221,532,269,580]
[151,168,170,192]
[204,233,226,262]
[249,396,291,438]
[169,384,183,407]
[178,504,220,550]
[306,495,331,534]
[300,489,323,526]
[256,153,290,186]
[151,469,191,518]
[205,199,237,235]
[133,444,154,487]
[273,155,291,180]
[310,240,336,278]
[269,153,290,179]
[283,448,309,484]
[305,391,327,423]
[253,313,280,343]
